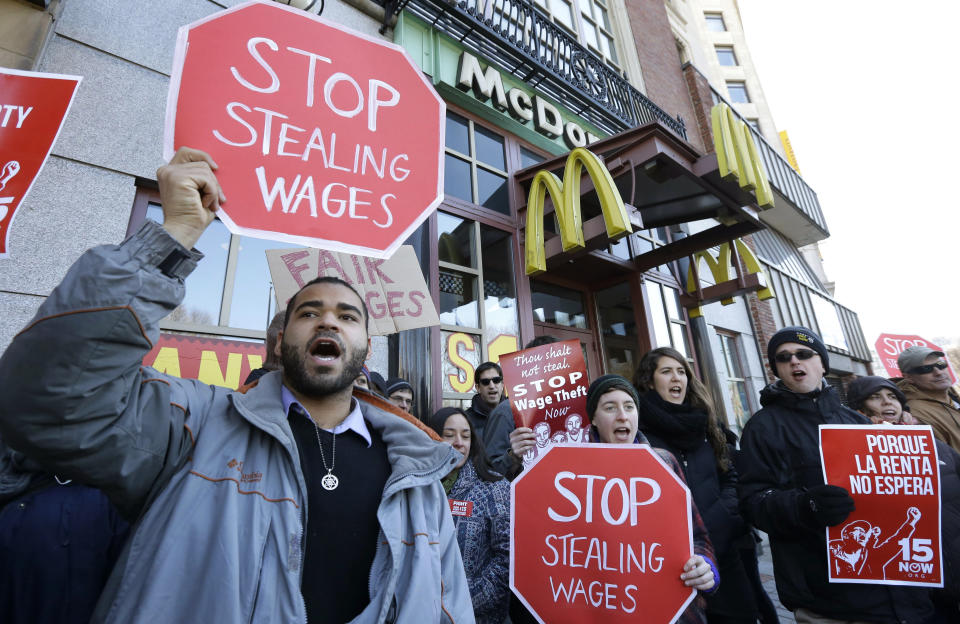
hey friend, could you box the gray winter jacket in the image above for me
[0,221,474,624]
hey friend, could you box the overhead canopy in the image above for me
[515,121,769,277]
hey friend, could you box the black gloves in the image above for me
[802,485,855,527]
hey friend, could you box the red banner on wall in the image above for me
[819,425,942,587]
[500,339,590,468]
[143,333,266,390]
[0,68,81,258]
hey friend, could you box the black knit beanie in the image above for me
[385,377,413,396]
[767,326,829,377]
[846,376,907,412]
[586,374,640,418]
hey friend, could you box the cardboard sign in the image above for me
[510,445,695,624]
[449,499,473,517]
[819,425,942,587]
[874,333,956,383]
[500,339,590,468]
[0,68,81,258]
[165,0,444,258]
[144,333,266,390]
[265,245,439,335]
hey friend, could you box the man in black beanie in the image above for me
[738,326,936,623]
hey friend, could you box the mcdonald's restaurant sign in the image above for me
[711,103,774,209]
[684,239,774,318]
[524,147,632,275]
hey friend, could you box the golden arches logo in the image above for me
[685,239,774,318]
[711,103,774,208]
[525,147,631,275]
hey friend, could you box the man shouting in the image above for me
[0,148,473,624]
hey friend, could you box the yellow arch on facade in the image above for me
[525,147,631,275]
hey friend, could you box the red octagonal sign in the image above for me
[165,0,444,258]
[511,444,695,624]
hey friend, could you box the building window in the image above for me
[644,280,691,357]
[535,0,620,68]
[438,212,519,399]
[132,199,297,339]
[595,282,638,379]
[746,118,760,133]
[705,12,726,32]
[727,81,751,103]
[715,45,737,66]
[444,112,510,215]
[717,332,753,431]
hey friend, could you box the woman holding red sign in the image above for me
[428,407,511,624]
[634,347,770,624]
[584,374,718,624]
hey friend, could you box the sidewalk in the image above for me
[756,531,796,623]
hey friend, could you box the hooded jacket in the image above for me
[0,221,473,624]
[896,379,960,453]
[738,381,935,623]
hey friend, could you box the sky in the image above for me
[736,2,960,346]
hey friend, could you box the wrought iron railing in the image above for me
[383,0,687,139]
[711,88,829,236]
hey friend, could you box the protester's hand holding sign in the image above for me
[156,147,226,249]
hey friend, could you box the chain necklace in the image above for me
[312,423,339,491]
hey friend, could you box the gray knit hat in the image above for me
[586,374,640,418]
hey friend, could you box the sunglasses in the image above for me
[774,348,817,364]
[479,376,503,386]
[908,361,949,375]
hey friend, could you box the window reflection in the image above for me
[148,204,227,326]
[438,212,475,268]
[596,282,636,378]
[439,269,479,328]
[446,112,470,155]
[481,225,519,347]
[531,281,587,329]
[474,125,506,170]
[228,236,299,331]
[444,154,472,203]
[477,169,509,215]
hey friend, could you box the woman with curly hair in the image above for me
[634,347,768,624]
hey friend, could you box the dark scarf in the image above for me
[640,390,708,451]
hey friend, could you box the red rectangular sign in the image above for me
[0,68,81,258]
[143,333,266,390]
[819,425,942,587]
[500,339,590,468]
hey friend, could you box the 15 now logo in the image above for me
[898,538,935,575]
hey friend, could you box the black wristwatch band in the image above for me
[158,247,193,278]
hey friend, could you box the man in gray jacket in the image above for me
[0,148,474,624]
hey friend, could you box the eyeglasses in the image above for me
[478,376,503,386]
[908,361,949,375]
[774,348,817,364]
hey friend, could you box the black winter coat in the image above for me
[738,382,936,623]
[639,392,756,620]
[935,439,960,609]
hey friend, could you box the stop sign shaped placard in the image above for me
[874,333,956,382]
[165,0,444,258]
[511,444,695,624]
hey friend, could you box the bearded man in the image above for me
[0,148,472,624]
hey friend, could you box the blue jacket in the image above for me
[447,461,510,624]
[0,221,474,624]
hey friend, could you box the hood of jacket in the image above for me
[232,371,457,496]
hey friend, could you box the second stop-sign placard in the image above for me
[165,0,444,258]
[511,444,696,624]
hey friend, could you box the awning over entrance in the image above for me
[514,120,769,278]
